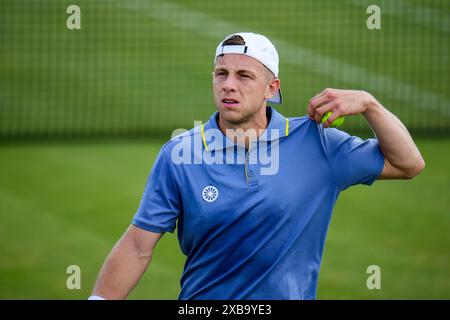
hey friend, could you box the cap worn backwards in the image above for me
[214,32,282,104]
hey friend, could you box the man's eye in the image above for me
[215,72,226,76]
[240,74,251,79]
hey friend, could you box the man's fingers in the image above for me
[308,94,330,116]
[309,88,335,107]
[314,104,334,123]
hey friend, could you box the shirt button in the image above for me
[248,170,253,177]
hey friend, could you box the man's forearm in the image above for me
[362,97,425,177]
[91,235,152,299]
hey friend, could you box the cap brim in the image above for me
[267,88,283,104]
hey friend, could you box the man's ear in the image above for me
[265,78,280,100]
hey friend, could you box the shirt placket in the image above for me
[245,141,259,187]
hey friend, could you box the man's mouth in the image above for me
[221,98,240,107]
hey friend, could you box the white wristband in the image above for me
[88,295,106,300]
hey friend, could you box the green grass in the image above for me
[0,138,449,299]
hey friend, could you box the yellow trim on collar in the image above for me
[201,124,209,152]
[285,118,289,137]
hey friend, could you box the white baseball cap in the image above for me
[214,32,283,104]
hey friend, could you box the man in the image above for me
[90,32,424,300]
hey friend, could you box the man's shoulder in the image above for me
[286,115,355,140]
[287,115,310,127]
[158,125,202,155]
[286,115,319,136]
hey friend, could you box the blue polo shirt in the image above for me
[132,107,384,300]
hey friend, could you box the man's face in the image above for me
[213,54,278,125]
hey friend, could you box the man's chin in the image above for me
[219,110,250,126]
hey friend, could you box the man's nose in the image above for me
[222,75,237,92]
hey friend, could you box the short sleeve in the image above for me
[322,127,385,190]
[132,147,181,233]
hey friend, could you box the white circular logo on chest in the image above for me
[202,186,219,202]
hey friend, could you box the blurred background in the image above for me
[0,0,449,299]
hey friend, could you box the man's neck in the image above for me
[217,106,270,150]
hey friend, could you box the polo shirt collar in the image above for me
[201,106,289,152]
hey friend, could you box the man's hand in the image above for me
[307,88,374,128]
[307,88,425,180]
